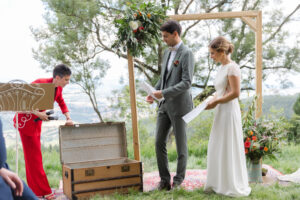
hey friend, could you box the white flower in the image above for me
[129,21,139,30]
[137,20,142,27]
[253,142,260,149]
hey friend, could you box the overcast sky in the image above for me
[0,0,128,99]
[0,0,299,97]
[0,0,48,82]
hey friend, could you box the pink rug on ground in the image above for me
[44,164,283,199]
[143,169,207,192]
[143,164,283,191]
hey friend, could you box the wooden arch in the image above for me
[128,11,263,161]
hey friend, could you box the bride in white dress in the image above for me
[204,36,251,197]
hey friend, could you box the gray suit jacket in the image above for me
[155,43,195,116]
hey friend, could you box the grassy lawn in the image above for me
[91,183,300,200]
[6,143,300,199]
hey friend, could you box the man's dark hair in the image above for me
[53,64,72,78]
[160,20,182,36]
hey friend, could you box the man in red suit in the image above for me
[14,64,74,199]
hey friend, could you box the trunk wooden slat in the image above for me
[59,122,143,200]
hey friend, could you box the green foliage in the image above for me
[242,94,300,144]
[187,1,300,100]
[287,115,300,144]
[242,96,287,161]
[293,94,300,115]
[187,109,214,141]
[188,140,208,158]
[6,145,61,188]
[106,83,156,123]
[112,2,167,57]
[33,0,300,108]
[167,141,178,162]
[243,119,282,161]
[261,94,298,119]
[33,0,103,67]
[263,143,300,175]
[32,0,111,121]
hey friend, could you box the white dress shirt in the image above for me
[167,41,182,71]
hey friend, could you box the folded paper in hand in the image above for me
[182,96,213,124]
[140,82,164,102]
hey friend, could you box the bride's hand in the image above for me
[206,100,218,110]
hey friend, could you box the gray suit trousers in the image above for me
[155,103,188,184]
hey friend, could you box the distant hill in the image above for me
[1,94,298,146]
[242,94,298,118]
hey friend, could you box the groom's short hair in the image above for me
[160,20,182,36]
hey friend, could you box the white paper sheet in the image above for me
[182,96,213,124]
[140,82,164,102]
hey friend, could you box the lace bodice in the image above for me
[214,62,241,98]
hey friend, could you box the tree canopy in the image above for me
[32,0,300,120]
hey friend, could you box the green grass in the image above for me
[6,143,300,199]
[6,145,62,188]
[90,183,300,200]
[263,143,300,174]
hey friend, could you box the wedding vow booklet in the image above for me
[140,82,164,102]
[182,96,213,124]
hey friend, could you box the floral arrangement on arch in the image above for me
[112,2,167,57]
[242,96,284,162]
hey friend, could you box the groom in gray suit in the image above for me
[146,20,194,190]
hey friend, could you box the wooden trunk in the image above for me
[59,122,143,200]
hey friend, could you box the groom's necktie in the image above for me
[163,52,172,89]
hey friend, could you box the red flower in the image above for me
[133,29,138,33]
[244,141,251,148]
[245,148,248,154]
[252,136,257,141]
[174,60,179,66]
[139,26,144,31]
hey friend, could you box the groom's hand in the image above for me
[153,90,163,99]
[146,95,154,104]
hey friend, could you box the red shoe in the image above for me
[43,193,56,200]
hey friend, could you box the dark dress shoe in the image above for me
[156,181,171,191]
[172,182,182,189]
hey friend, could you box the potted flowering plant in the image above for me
[112,2,167,57]
[242,96,283,182]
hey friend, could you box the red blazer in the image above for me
[14,78,69,136]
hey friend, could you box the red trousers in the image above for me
[19,132,52,196]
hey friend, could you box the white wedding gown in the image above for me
[204,62,251,197]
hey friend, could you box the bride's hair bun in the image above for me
[209,36,234,55]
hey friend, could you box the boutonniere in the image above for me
[174,60,179,66]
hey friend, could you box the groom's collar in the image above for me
[169,41,182,51]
